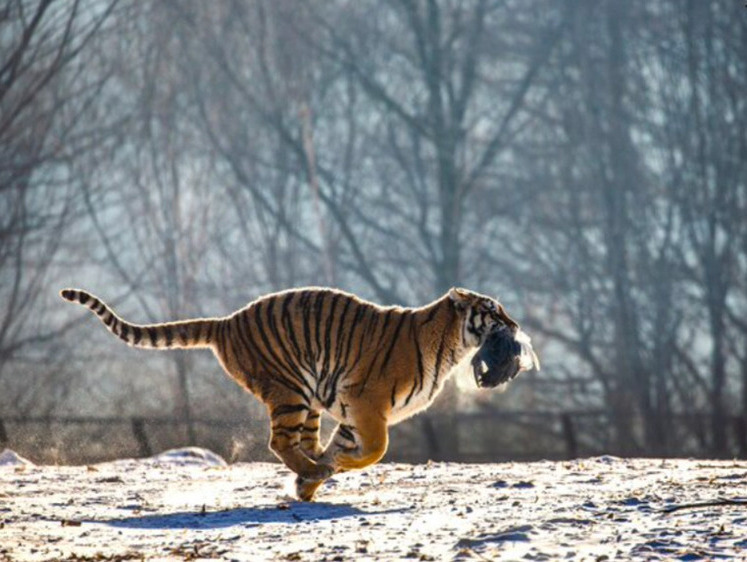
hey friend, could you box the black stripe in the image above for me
[270,404,309,418]
[320,293,341,382]
[329,297,353,377]
[404,326,421,407]
[232,315,261,374]
[219,320,232,364]
[377,310,393,347]
[147,327,158,346]
[414,321,425,391]
[79,292,90,305]
[132,326,142,345]
[336,304,365,376]
[299,291,315,372]
[363,309,394,382]
[390,381,398,408]
[281,293,307,371]
[348,310,375,384]
[120,323,129,341]
[224,319,244,371]
[353,310,388,397]
[163,325,174,347]
[177,325,189,345]
[324,382,337,408]
[416,345,425,391]
[209,320,218,349]
[338,425,355,442]
[378,311,408,375]
[404,377,419,406]
[271,423,305,433]
[312,291,327,367]
[421,304,439,325]
[271,428,301,439]
[428,326,451,399]
[321,299,355,406]
[363,307,379,339]
[428,307,456,399]
[94,301,106,315]
[103,313,114,327]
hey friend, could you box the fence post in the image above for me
[561,413,578,460]
[735,415,747,458]
[0,418,7,450]
[131,417,152,458]
[421,416,442,462]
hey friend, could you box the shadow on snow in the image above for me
[100,502,410,529]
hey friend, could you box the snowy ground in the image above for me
[1,448,747,561]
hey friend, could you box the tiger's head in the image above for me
[449,287,540,388]
[448,287,517,347]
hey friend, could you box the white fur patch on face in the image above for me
[515,328,540,372]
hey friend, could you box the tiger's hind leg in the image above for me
[268,402,333,486]
[298,409,324,461]
[293,408,328,502]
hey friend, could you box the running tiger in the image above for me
[60,287,539,500]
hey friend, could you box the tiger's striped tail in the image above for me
[59,288,219,350]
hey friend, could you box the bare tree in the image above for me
[0,0,119,413]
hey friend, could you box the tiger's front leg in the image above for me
[295,415,388,501]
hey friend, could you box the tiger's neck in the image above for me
[386,297,471,424]
[413,295,472,365]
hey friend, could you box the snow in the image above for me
[1,449,746,560]
[148,447,228,468]
[0,449,33,467]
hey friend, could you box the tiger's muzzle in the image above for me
[471,326,540,388]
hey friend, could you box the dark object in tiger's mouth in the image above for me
[471,326,539,388]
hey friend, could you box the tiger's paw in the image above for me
[295,464,334,501]
[295,475,325,502]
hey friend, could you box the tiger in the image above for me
[60,286,536,500]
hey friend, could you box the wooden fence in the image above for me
[1,411,745,465]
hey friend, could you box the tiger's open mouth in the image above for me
[471,327,540,388]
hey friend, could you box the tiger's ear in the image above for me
[448,287,473,309]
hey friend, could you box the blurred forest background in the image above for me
[1,0,746,464]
